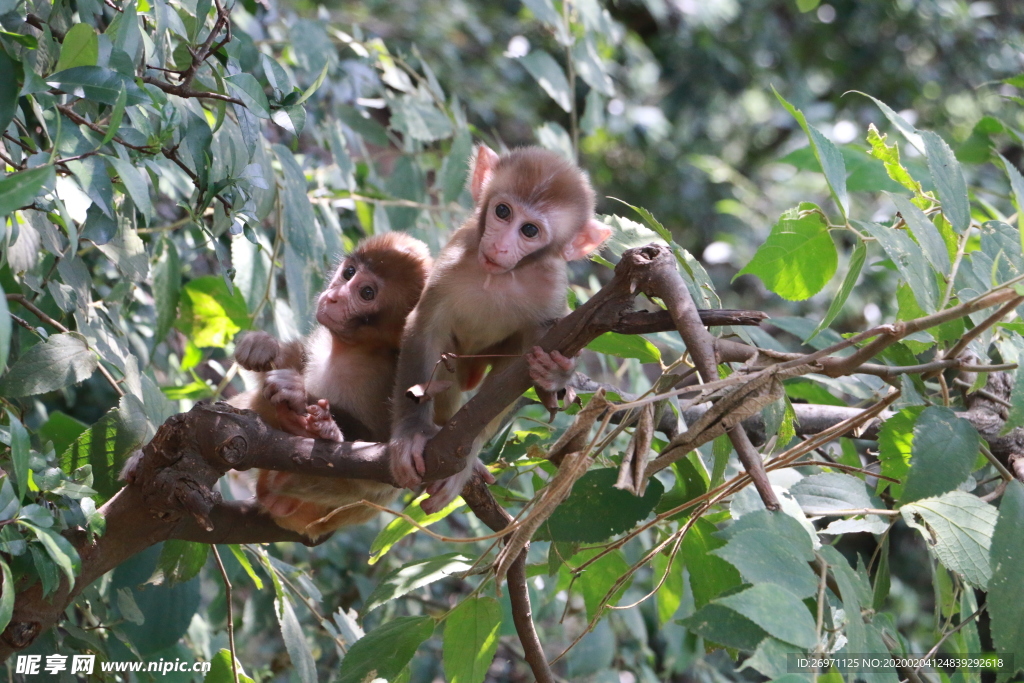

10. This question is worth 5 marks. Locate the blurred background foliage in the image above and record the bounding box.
[2,0,1024,680]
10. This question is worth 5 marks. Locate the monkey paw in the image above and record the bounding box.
[234,331,280,371]
[527,346,575,392]
[264,369,307,414]
[306,400,343,442]
[389,429,436,489]
[421,458,494,514]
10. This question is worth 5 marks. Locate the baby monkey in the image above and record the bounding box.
[232,232,432,538]
[390,145,611,512]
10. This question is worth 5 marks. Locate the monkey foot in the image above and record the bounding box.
[527,346,575,392]
[305,400,343,441]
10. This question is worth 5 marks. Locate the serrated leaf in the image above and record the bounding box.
[711,524,817,598]
[157,539,209,585]
[443,597,501,683]
[922,130,970,233]
[174,276,250,348]
[678,602,768,651]
[715,583,817,648]
[792,472,889,534]
[225,73,271,119]
[877,407,923,498]
[0,165,55,217]
[681,518,741,608]
[518,50,572,113]
[106,156,154,219]
[900,490,996,589]
[997,152,1024,241]
[0,333,98,398]
[736,205,837,300]
[774,88,848,217]
[855,91,925,153]
[572,548,632,620]
[585,331,661,363]
[339,616,434,683]
[369,495,465,564]
[228,545,263,589]
[866,124,923,194]
[60,406,148,502]
[46,66,146,105]
[536,469,664,543]
[988,481,1024,673]
[55,24,99,71]
[902,406,979,503]
[363,553,473,613]
[890,193,950,275]
[805,238,865,342]
[858,219,939,312]
[152,238,181,342]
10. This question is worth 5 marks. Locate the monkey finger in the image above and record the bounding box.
[473,459,496,484]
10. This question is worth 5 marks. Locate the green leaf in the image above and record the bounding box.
[537,469,664,543]
[805,238,865,342]
[678,602,768,651]
[711,523,818,598]
[889,193,950,276]
[877,407,922,499]
[0,165,55,217]
[1003,363,1024,434]
[572,548,632,620]
[858,220,939,312]
[736,205,837,301]
[922,130,970,233]
[0,333,98,398]
[55,24,99,71]
[0,49,18,136]
[443,597,501,683]
[997,152,1024,240]
[204,649,254,683]
[38,411,88,456]
[774,88,848,217]
[22,522,80,587]
[0,559,13,634]
[225,73,271,119]
[855,91,925,153]
[902,406,979,503]
[585,331,661,363]
[715,583,817,648]
[681,517,742,608]
[152,238,181,343]
[339,616,434,683]
[46,66,146,105]
[106,156,154,219]
[0,284,9,379]
[518,50,572,113]
[174,276,250,348]
[275,594,316,683]
[792,472,889,535]
[522,0,572,45]
[101,85,128,147]
[7,412,29,503]
[571,37,614,96]
[819,545,868,657]
[866,124,924,195]
[363,553,473,613]
[293,61,329,106]
[988,481,1024,675]
[653,551,684,624]
[157,540,209,585]
[900,490,996,589]
[390,94,453,142]
[369,496,465,564]
[228,545,263,589]
[60,406,148,502]
[441,131,473,203]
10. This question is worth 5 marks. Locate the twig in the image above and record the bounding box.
[913,604,986,673]
[211,547,239,683]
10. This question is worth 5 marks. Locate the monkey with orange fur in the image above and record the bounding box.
[231,232,432,539]
[390,145,611,513]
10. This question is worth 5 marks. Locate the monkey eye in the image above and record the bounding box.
[520,223,539,238]
[342,265,356,280]
[360,286,376,301]
[495,203,511,220]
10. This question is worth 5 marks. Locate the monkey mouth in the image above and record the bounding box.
[480,254,510,274]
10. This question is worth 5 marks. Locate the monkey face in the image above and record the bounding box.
[316,258,384,334]
[477,196,559,273]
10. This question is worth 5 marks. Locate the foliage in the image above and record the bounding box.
[2,0,1024,681]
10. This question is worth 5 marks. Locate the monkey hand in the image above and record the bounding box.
[305,399,343,442]
[389,424,441,489]
[527,346,577,416]
[234,331,281,371]
[421,458,496,514]
[264,368,307,415]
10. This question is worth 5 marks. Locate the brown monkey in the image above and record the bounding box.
[390,145,611,512]
[231,232,432,538]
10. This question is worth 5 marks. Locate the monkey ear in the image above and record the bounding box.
[563,219,612,261]
[470,145,500,204]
